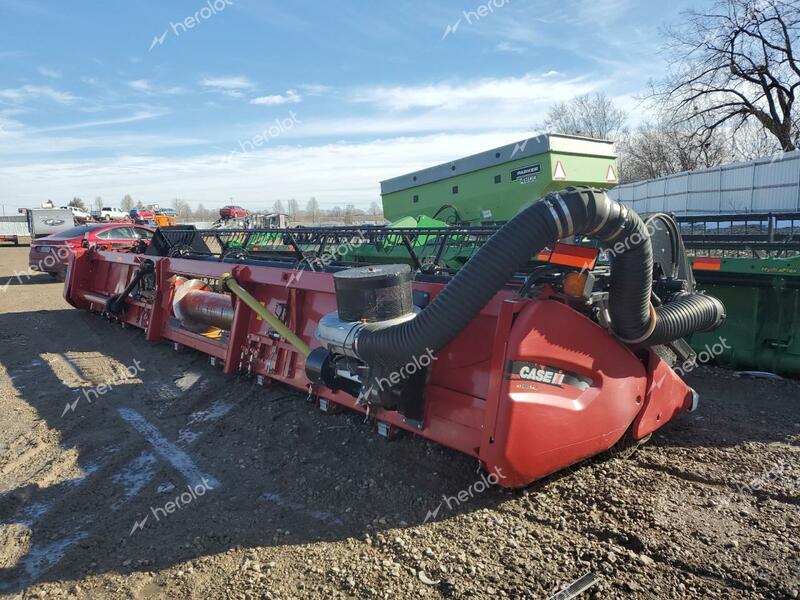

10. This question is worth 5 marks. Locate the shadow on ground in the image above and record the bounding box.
[0,309,520,592]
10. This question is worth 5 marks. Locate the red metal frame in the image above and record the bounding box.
[65,247,695,488]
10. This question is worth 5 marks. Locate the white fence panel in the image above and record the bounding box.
[610,150,800,214]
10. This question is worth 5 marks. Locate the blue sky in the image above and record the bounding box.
[0,0,700,211]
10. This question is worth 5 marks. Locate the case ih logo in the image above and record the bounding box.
[518,364,565,386]
[506,361,592,390]
[42,218,65,226]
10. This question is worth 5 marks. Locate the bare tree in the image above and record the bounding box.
[172,198,192,220]
[542,92,628,140]
[68,197,86,211]
[272,199,285,214]
[287,198,299,220]
[368,201,382,217]
[730,118,784,158]
[306,197,320,223]
[618,117,729,183]
[120,194,134,212]
[343,203,359,225]
[653,0,800,151]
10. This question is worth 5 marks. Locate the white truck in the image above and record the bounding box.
[61,205,91,222]
[91,207,128,221]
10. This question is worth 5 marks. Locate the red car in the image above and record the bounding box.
[29,223,154,280]
[130,208,156,221]
[220,205,247,219]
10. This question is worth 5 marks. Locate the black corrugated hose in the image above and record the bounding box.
[355,188,725,366]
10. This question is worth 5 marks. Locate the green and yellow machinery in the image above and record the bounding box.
[681,213,800,376]
[380,134,618,224]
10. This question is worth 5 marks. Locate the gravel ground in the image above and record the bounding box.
[0,245,798,599]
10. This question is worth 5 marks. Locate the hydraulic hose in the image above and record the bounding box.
[355,187,725,366]
[220,273,311,357]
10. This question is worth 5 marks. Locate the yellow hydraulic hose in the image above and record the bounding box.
[220,273,311,357]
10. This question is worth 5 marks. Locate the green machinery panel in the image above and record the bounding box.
[690,256,800,376]
[380,134,618,224]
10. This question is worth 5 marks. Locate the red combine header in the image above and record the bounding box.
[63,188,725,488]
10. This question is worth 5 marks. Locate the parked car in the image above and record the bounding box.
[220,205,247,218]
[29,223,153,280]
[130,208,156,221]
[157,207,177,217]
[61,205,91,222]
[92,207,128,221]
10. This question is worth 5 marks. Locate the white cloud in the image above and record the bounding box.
[0,132,533,209]
[495,41,524,53]
[0,114,23,135]
[125,80,184,96]
[542,70,562,78]
[0,130,204,156]
[37,66,62,79]
[350,73,600,111]
[0,50,27,61]
[201,76,255,98]
[250,89,302,106]
[128,79,151,92]
[0,85,78,104]
[299,84,330,96]
[35,110,167,132]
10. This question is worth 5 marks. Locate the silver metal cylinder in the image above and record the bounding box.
[173,278,234,331]
[315,308,420,358]
[178,290,234,330]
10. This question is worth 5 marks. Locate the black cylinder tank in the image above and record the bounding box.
[333,264,413,322]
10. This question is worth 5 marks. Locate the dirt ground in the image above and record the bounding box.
[0,245,797,600]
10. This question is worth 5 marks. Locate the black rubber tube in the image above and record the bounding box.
[648,294,726,346]
[355,188,724,366]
